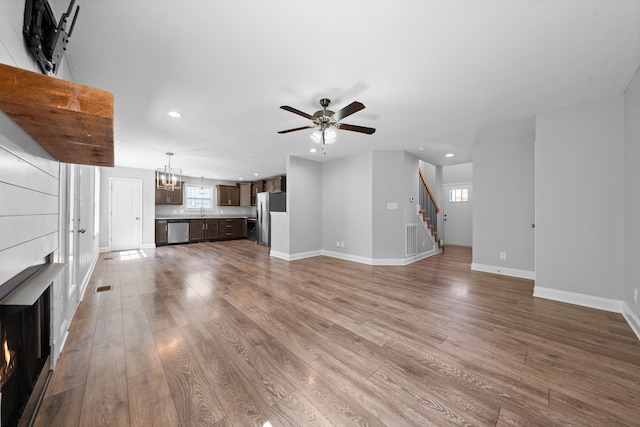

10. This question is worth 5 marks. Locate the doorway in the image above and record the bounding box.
[110,178,142,251]
[443,183,473,247]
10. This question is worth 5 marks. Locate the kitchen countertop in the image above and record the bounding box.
[156,216,252,220]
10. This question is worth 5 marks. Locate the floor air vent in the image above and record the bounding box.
[96,285,112,293]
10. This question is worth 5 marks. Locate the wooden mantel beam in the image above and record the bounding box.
[0,63,114,167]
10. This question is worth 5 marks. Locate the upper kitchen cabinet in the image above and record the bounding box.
[265,176,286,193]
[155,182,184,205]
[239,182,252,207]
[217,185,240,206]
[251,180,264,206]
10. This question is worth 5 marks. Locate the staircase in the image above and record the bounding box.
[418,168,444,251]
[419,209,443,250]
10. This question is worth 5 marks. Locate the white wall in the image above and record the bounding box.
[624,66,640,323]
[472,121,535,278]
[322,152,373,260]
[443,163,473,184]
[287,156,322,256]
[1,0,92,365]
[535,95,625,303]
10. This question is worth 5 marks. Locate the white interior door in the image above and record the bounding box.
[443,183,473,247]
[110,178,142,251]
[67,165,79,315]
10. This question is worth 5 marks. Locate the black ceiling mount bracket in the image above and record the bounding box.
[23,0,80,75]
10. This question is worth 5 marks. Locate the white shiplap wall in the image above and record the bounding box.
[0,112,59,286]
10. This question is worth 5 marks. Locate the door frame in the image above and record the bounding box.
[443,182,473,247]
[108,177,143,252]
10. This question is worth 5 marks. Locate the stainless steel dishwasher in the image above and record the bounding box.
[167,219,189,244]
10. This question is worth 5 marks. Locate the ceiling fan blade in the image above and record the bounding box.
[332,101,365,121]
[277,125,316,134]
[280,105,313,120]
[336,123,376,135]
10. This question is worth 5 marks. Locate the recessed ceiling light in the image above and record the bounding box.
[310,148,317,153]
[418,147,424,151]
[445,153,455,158]
[239,177,244,180]
[168,111,182,118]
[254,173,259,176]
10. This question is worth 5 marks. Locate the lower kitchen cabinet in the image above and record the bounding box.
[156,217,247,246]
[189,219,205,242]
[155,220,168,246]
[219,218,247,239]
[205,219,219,240]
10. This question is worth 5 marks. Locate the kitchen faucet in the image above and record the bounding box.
[200,207,204,217]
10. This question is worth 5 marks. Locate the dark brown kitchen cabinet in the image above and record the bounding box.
[205,219,219,240]
[251,180,264,206]
[265,176,286,193]
[219,218,247,239]
[155,181,184,205]
[217,185,240,206]
[239,182,252,207]
[155,220,168,246]
[189,219,205,242]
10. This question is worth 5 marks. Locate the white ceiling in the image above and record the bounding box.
[60,0,640,181]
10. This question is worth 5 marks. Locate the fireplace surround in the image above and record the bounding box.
[0,262,63,427]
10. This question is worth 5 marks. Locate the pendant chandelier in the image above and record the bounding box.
[156,152,182,191]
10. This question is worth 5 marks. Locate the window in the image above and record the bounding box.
[448,188,469,203]
[185,184,213,209]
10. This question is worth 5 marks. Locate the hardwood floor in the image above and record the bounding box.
[34,242,640,426]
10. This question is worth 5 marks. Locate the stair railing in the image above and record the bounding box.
[418,168,440,235]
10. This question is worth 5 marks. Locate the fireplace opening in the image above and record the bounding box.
[0,262,56,427]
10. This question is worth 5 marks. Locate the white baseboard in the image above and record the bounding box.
[271,248,442,266]
[622,303,640,341]
[533,286,624,313]
[100,244,156,253]
[269,250,322,261]
[78,250,100,299]
[471,263,535,280]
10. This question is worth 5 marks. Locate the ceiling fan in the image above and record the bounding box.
[278,98,375,153]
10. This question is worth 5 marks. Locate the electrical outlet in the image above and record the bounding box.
[635,288,638,304]
[340,241,345,248]
[336,241,340,248]
[499,252,507,260]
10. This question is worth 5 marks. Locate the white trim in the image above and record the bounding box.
[269,250,321,261]
[99,246,110,253]
[78,250,100,299]
[142,243,156,250]
[471,263,535,280]
[533,286,624,313]
[108,177,143,251]
[622,303,640,341]
[271,248,442,266]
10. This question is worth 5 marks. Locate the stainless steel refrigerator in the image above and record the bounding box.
[256,192,286,246]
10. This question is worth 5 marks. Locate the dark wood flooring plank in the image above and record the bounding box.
[190,338,285,426]
[203,315,295,406]
[153,326,226,425]
[79,377,129,427]
[123,310,162,379]
[34,385,85,427]
[127,367,180,427]
[255,338,386,427]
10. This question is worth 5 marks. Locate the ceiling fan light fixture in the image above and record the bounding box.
[310,128,336,144]
[168,111,182,118]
